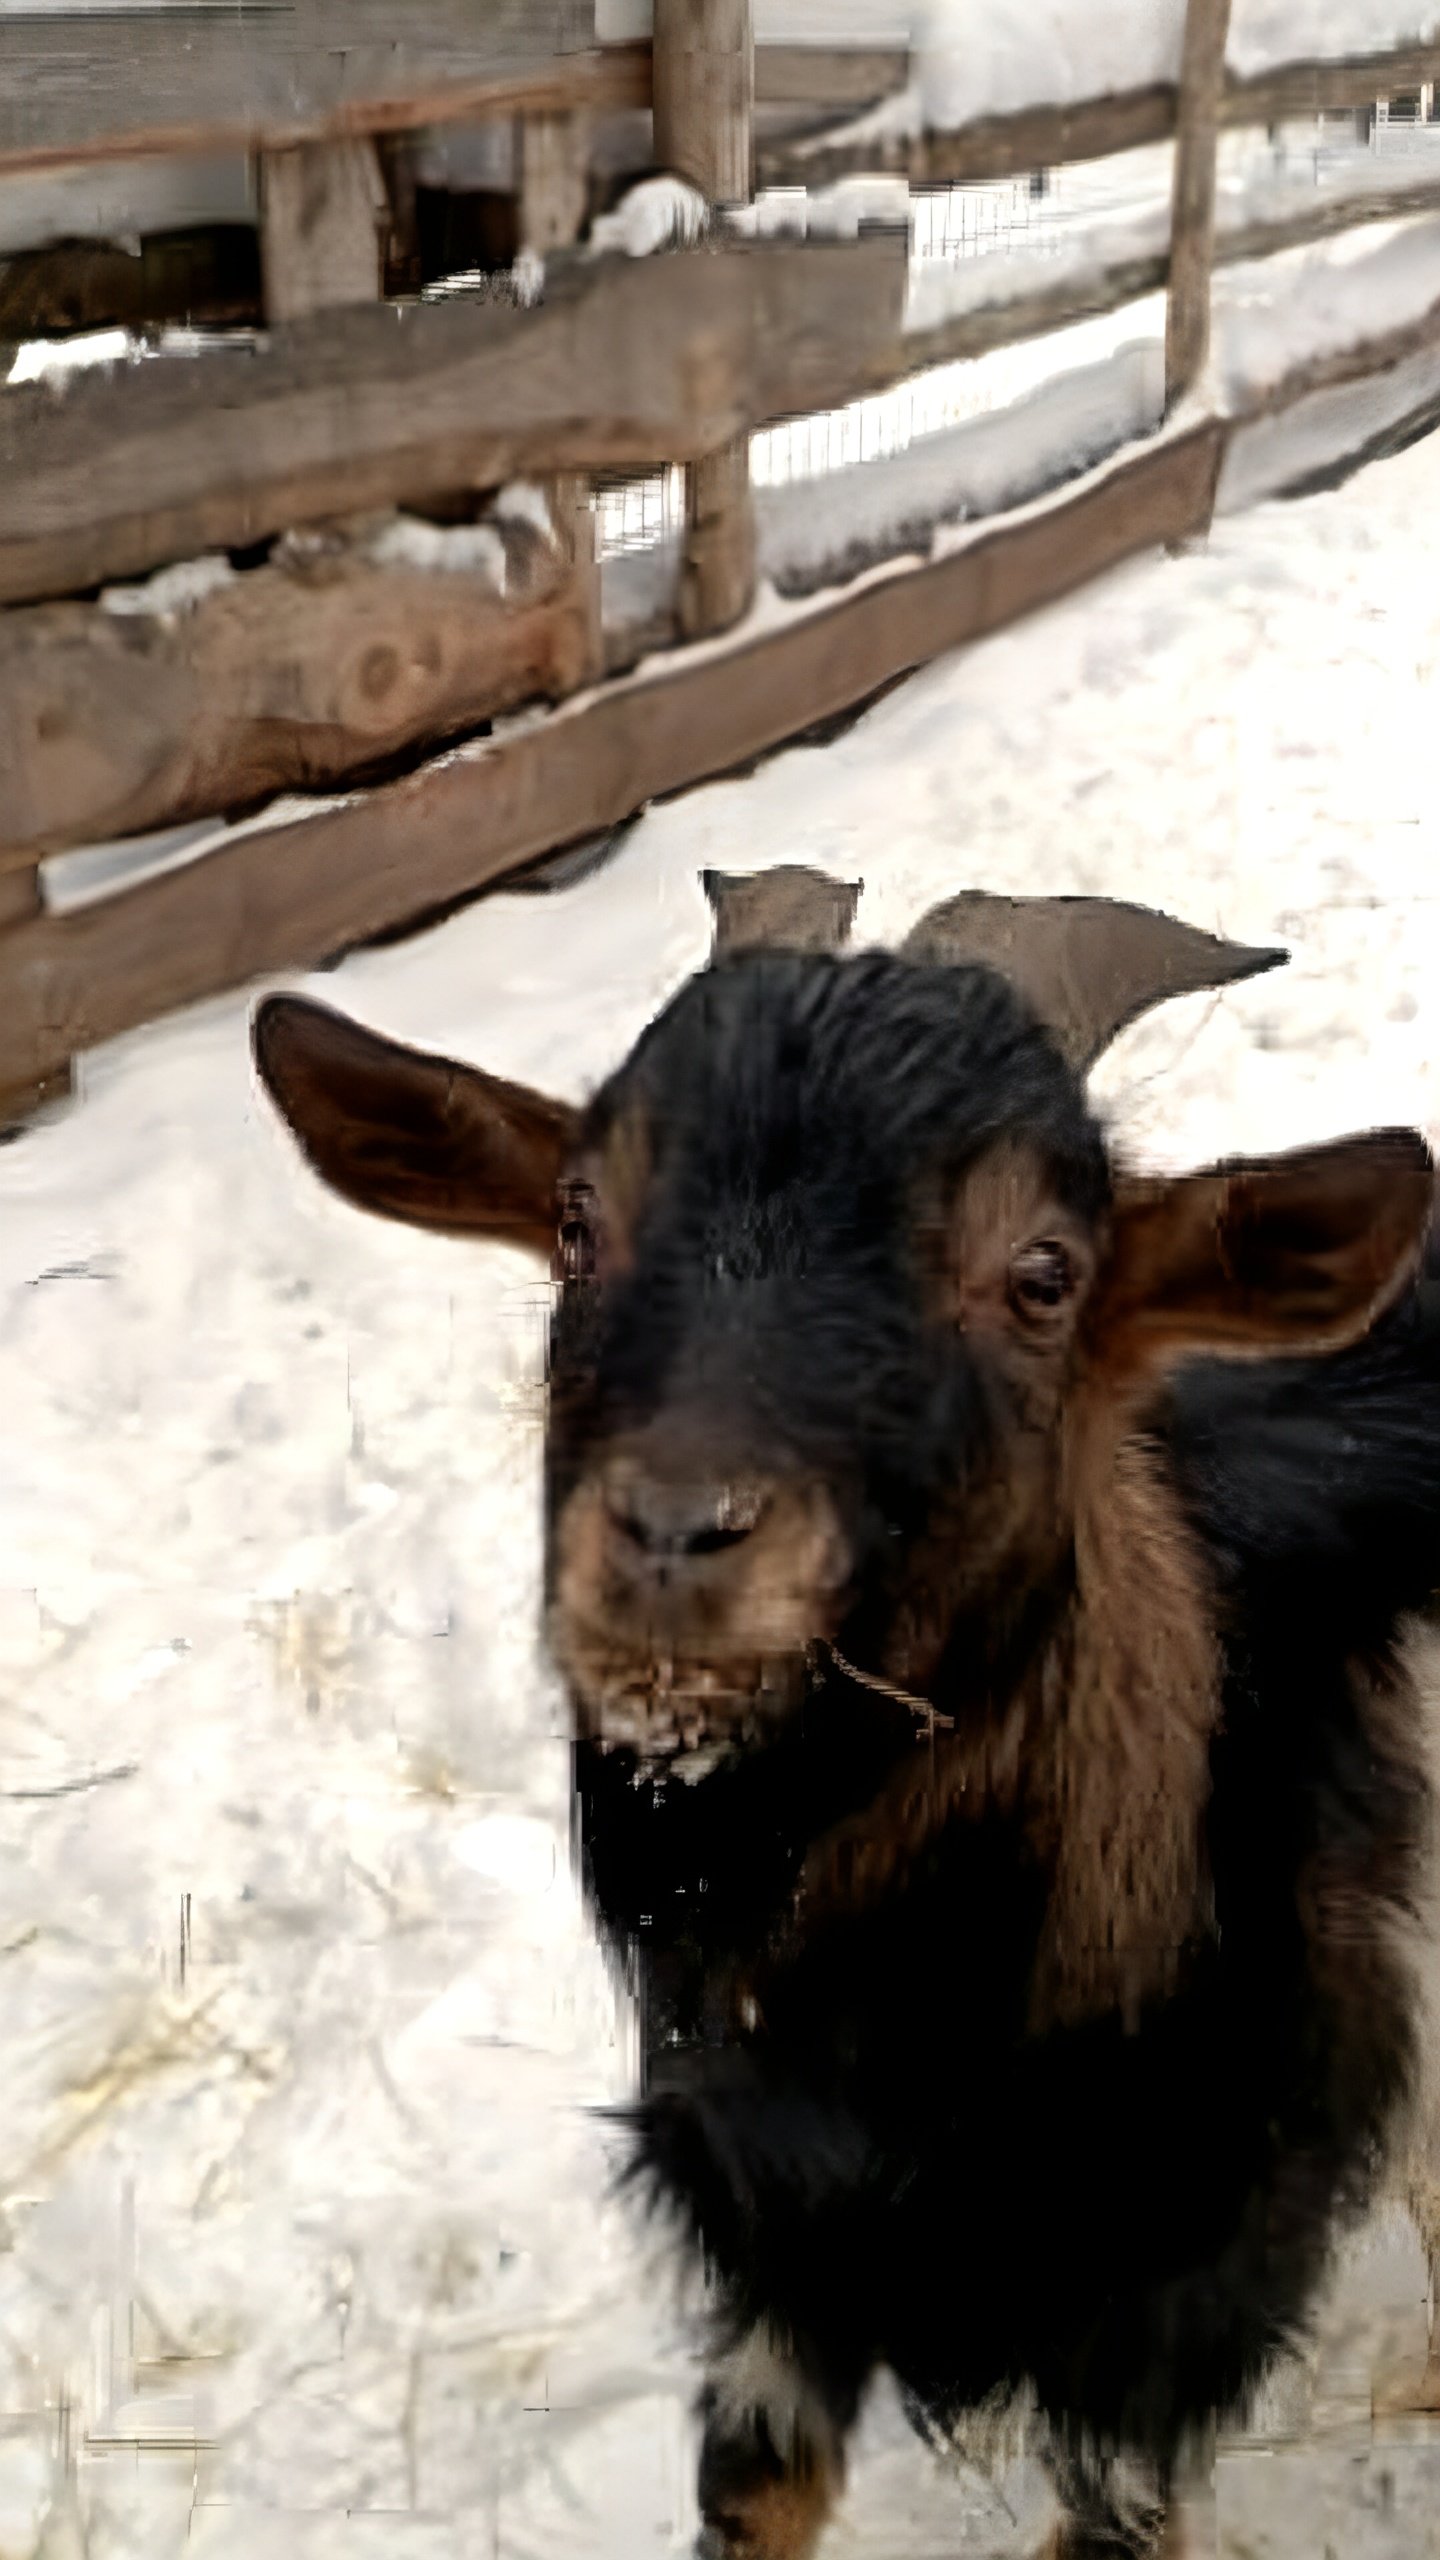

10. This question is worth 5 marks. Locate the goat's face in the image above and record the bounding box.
[252,881,1434,1772]
[543,952,1109,1754]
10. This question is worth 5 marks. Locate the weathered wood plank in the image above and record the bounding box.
[0,868,70,1125]
[1221,39,1440,128]
[0,423,1224,1093]
[0,513,599,861]
[0,229,907,609]
[757,84,1178,192]
[754,46,909,110]
[258,137,386,323]
[0,23,901,183]
[759,39,1440,194]
[0,11,646,177]
[1166,0,1233,410]
[654,0,757,641]
[516,107,591,260]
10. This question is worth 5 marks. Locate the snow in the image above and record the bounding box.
[100,555,238,620]
[4,413,1440,2556]
[1218,328,1440,506]
[584,176,712,258]
[1230,0,1440,78]
[752,333,1164,591]
[1209,206,1440,406]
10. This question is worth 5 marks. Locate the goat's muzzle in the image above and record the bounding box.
[548,1447,850,1768]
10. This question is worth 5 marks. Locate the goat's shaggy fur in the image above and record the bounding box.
[253,929,1440,2558]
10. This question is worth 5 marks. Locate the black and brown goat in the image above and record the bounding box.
[252,876,1440,2558]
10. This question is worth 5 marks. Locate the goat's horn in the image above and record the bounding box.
[898,890,1287,1073]
[703,865,862,958]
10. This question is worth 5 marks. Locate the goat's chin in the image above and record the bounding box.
[552,1619,813,1777]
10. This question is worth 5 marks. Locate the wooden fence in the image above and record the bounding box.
[1,1,1439,1117]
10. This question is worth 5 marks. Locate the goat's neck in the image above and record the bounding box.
[792,1409,1222,2035]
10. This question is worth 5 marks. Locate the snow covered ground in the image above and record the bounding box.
[3,427,1440,2560]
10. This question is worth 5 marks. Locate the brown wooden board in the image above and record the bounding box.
[0,227,907,608]
[755,46,909,109]
[0,519,599,861]
[0,11,646,176]
[758,38,1440,193]
[758,85,1179,192]
[258,137,386,323]
[1221,38,1440,126]
[1166,0,1233,409]
[654,0,757,640]
[0,422,1223,1094]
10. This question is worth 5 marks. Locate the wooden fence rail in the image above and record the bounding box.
[0,7,1437,1116]
[0,230,907,610]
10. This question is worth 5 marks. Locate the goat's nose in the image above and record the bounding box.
[603,1465,769,1562]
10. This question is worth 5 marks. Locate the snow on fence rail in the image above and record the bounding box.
[1,0,1440,1119]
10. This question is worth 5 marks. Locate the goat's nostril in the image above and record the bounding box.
[605,1472,768,1561]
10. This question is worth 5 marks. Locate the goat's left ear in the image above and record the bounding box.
[252,995,577,1256]
[1094,1128,1435,1371]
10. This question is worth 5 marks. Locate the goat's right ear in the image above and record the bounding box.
[251,996,577,1256]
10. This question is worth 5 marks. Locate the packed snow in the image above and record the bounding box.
[3,412,1440,2558]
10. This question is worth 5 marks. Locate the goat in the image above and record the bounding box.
[251,876,1440,2558]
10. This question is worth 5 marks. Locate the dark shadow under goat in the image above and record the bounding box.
[250,873,1440,2558]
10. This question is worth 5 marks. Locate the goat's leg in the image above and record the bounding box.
[1038,2442,1196,2560]
[695,2321,861,2560]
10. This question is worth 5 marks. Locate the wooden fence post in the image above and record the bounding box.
[259,138,387,323]
[518,106,603,686]
[1165,0,1234,413]
[653,0,758,640]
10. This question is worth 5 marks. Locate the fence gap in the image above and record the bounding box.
[653,0,758,640]
[1165,0,1234,413]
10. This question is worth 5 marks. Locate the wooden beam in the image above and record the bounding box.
[0,869,70,1126]
[654,0,758,642]
[1166,0,1233,411]
[516,107,591,260]
[1222,39,1440,129]
[1,423,1223,1095]
[757,84,1178,193]
[0,516,599,862]
[258,137,386,323]
[654,0,755,205]
[0,228,907,609]
[758,37,1440,194]
[754,46,909,110]
[0,13,648,179]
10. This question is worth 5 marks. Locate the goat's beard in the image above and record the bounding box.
[549,1612,814,1778]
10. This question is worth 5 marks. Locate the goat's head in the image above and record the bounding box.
[252,870,1433,1771]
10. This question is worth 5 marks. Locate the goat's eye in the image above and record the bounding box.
[1008,1238,1074,1318]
